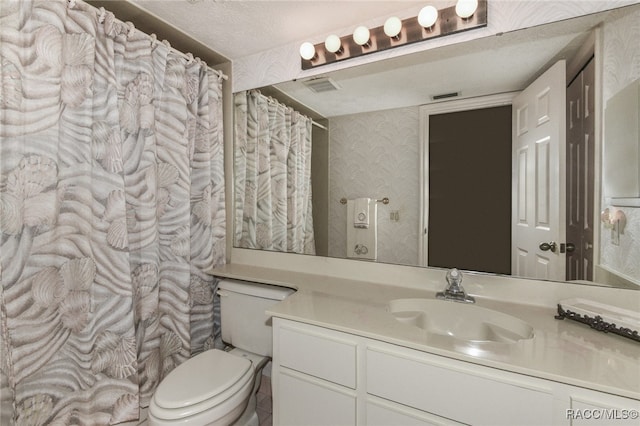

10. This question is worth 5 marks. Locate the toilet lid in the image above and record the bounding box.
[153,349,252,410]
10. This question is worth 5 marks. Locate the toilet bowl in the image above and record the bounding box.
[148,279,294,426]
[148,348,267,426]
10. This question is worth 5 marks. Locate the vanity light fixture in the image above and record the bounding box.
[456,0,479,19]
[300,0,487,69]
[299,42,316,61]
[353,26,371,47]
[384,16,403,39]
[418,5,438,29]
[325,34,343,54]
[601,207,627,245]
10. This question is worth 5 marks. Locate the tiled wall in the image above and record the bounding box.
[328,107,421,266]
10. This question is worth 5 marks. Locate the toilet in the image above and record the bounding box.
[148,279,294,426]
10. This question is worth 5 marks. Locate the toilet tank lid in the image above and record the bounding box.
[217,278,295,301]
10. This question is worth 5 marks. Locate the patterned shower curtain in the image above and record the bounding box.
[234,91,315,254]
[0,1,226,424]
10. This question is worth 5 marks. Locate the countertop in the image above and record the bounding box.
[211,263,640,401]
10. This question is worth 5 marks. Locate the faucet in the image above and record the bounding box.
[436,268,475,304]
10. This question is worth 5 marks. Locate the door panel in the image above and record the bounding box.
[512,60,566,281]
[566,58,595,281]
[536,136,551,227]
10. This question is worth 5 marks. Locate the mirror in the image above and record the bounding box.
[234,4,640,289]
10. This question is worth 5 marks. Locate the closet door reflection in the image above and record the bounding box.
[566,59,596,282]
[427,106,512,275]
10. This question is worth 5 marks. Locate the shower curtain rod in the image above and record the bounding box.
[76,0,229,81]
[260,92,326,131]
[311,120,328,130]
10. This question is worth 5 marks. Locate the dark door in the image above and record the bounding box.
[566,58,595,281]
[429,105,512,275]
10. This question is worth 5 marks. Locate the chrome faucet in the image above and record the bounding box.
[436,268,475,303]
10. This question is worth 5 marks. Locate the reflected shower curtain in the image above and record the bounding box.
[0,1,226,424]
[234,91,315,254]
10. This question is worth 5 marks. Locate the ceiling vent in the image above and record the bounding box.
[432,91,460,100]
[303,78,340,93]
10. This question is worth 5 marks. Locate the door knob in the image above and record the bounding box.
[539,241,557,252]
[585,242,593,250]
[565,242,576,253]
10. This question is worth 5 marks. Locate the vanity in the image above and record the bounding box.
[217,3,640,424]
[212,258,640,426]
[273,319,637,426]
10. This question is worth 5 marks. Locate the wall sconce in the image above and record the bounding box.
[299,0,487,70]
[601,208,627,245]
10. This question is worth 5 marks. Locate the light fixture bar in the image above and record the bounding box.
[301,0,487,70]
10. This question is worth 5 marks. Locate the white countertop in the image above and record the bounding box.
[210,263,640,400]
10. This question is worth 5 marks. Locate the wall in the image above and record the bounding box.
[312,119,330,256]
[328,107,420,265]
[600,6,640,283]
[226,1,640,289]
[232,1,640,92]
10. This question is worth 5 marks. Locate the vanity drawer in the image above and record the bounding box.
[278,369,356,426]
[366,346,554,426]
[366,396,464,426]
[277,321,357,388]
[569,390,640,426]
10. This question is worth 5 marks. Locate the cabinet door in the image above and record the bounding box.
[367,346,554,426]
[366,397,464,426]
[569,390,640,426]
[278,322,356,388]
[277,369,356,426]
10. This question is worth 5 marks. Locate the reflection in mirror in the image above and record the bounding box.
[234,4,640,289]
[604,77,640,202]
[233,90,316,255]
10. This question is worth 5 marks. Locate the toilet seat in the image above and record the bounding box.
[149,349,254,422]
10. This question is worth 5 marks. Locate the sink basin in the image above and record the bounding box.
[388,299,534,344]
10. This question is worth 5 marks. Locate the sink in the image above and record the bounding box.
[388,299,534,344]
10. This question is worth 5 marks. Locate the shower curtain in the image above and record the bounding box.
[234,91,315,254]
[0,1,226,424]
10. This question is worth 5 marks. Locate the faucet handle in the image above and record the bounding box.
[438,268,475,303]
[446,268,462,288]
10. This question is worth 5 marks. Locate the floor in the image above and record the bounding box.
[256,374,273,426]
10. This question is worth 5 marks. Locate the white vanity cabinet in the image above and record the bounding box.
[366,346,554,425]
[272,318,640,426]
[273,320,358,425]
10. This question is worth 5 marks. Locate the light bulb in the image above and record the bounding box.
[384,17,402,38]
[455,0,478,19]
[418,5,438,28]
[325,34,342,53]
[353,26,371,46]
[299,42,316,60]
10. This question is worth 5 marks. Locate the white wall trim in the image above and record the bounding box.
[418,92,519,267]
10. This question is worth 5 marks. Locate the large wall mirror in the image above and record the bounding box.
[233,4,640,289]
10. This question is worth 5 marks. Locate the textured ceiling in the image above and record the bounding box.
[274,11,604,117]
[95,1,631,117]
[130,0,426,60]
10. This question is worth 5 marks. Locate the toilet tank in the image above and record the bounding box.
[217,278,294,357]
